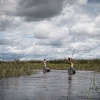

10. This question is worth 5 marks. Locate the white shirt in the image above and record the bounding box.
[71,62,73,68]
[43,60,46,68]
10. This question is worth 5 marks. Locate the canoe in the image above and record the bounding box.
[43,68,50,72]
[46,68,50,72]
[68,67,76,75]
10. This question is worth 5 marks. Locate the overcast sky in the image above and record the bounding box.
[0,0,100,61]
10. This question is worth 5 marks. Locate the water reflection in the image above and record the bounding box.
[0,78,21,100]
[68,74,72,82]
[0,70,100,100]
[43,69,46,74]
[68,74,72,98]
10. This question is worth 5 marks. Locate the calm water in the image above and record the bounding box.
[0,70,100,100]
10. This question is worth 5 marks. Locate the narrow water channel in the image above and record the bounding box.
[0,70,100,100]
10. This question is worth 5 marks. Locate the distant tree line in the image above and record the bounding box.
[0,58,100,64]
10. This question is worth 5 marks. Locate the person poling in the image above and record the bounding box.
[67,49,76,75]
[43,59,50,72]
[67,57,76,74]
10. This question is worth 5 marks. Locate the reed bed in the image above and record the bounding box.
[47,59,100,71]
[0,59,100,79]
[0,61,36,79]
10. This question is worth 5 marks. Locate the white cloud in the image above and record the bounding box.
[95,14,100,27]
[0,0,100,60]
[71,22,100,36]
[76,14,92,22]
[65,0,88,5]
[34,21,69,46]
[60,6,75,21]
[74,0,88,5]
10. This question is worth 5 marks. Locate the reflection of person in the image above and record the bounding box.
[68,74,72,96]
[68,57,73,68]
[43,59,47,69]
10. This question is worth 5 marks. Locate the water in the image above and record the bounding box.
[0,70,100,100]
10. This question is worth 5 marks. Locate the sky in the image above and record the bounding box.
[0,0,100,61]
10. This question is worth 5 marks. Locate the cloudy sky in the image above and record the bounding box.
[0,0,100,61]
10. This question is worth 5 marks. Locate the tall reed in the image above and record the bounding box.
[0,59,100,79]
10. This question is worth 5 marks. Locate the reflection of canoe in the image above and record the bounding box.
[68,67,76,75]
[44,68,50,72]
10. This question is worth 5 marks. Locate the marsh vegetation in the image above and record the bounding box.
[0,59,100,79]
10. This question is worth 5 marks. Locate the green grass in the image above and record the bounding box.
[0,61,36,79]
[0,59,100,79]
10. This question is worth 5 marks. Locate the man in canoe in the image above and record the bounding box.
[43,59,50,72]
[67,57,76,74]
[43,59,47,70]
[68,57,73,68]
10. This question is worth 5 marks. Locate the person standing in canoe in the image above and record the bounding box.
[67,57,76,74]
[43,59,47,70]
[68,57,73,68]
[42,59,50,72]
